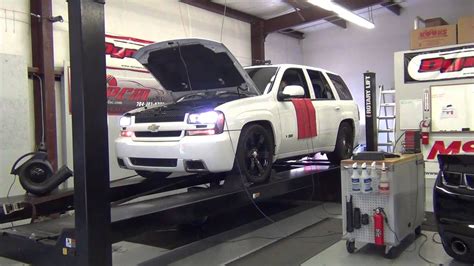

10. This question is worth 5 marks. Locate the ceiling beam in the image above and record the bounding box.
[326,17,347,28]
[180,0,305,39]
[266,0,384,33]
[381,1,402,16]
[179,0,260,24]
[285,0,347,29]
[279,30,305,39]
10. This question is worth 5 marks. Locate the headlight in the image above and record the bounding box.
[119,116,132,127]
[187,111,220,124]
[186,111,225,135]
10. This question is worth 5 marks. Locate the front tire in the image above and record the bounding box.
[327,122,354,164]
[135,170,171,179]
[234,124,274,183]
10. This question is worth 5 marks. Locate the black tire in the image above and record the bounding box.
[346,240,355,253]
[327,122,354,164]
[234,124,274,183]
[135,170,171,179]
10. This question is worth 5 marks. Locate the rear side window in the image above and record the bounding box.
[307,70,335,100]
[279,68,311,98]
[327,73,353,100]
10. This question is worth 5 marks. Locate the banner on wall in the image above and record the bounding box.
[105,34,154,73]
[404,45,474,83]
[106,74,172,115]
[104,34,174,114]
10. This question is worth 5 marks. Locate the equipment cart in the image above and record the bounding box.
[341,153,425,258]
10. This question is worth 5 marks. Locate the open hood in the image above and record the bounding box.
[134,39,258,93]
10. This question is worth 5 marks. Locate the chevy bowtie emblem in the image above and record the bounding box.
[148,124,160,132]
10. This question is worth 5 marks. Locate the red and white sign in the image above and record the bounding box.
[425,139,474,160]
[405,46,474,82]
[105,34,154,73]
[106,74,172,115]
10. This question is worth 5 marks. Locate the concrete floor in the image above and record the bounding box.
[0,203,466,266]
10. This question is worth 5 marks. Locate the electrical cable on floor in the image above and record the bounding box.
[224,119,275,224]
[418,233,443,265]
[432,232,442,244]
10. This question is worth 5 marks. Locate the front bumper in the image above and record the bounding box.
[115,130,240,173]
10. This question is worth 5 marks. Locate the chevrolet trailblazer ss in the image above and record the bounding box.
[115,39,359,183]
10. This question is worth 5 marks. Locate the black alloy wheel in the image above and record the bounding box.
[234,124,274,183]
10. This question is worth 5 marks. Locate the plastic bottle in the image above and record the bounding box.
[361,162,373,193]
[379,162,390,193]
[351,162,360,193]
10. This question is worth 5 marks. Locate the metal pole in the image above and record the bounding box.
[364,72,378,151]
[67,0,111,265]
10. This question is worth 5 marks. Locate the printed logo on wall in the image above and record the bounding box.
[404,45,474,83]
[105,34,153,73]
[426,140,474,160]
[104,34,173,114]
[106,74,172,115]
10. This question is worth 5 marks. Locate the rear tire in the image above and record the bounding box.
[327,122,354,164]
[234,124,274,183]
[135,171,171,179]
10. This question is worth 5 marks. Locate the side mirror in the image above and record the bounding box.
[280,85,305,99]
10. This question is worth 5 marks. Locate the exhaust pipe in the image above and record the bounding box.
[451,239,468,256]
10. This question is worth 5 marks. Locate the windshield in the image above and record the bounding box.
[171,85,257,103]
[245,67,278,94]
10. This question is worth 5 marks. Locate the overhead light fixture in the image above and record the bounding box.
[307,0,375,29]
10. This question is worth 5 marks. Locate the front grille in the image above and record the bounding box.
[135,131,182,138]
[135,114,186,123]
[130,158,177,167]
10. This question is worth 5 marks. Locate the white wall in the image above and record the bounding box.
[0,0,252,194]
[265,32,304,65]
[301,0,474,132]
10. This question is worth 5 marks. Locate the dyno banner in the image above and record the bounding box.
[404,45,474,83]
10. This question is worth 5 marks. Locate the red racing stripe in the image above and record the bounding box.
[291,98,317,139]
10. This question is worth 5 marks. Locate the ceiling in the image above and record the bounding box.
[181,0,403,37]
[212,0,295,20]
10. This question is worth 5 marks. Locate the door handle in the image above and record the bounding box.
[335,106,341,111]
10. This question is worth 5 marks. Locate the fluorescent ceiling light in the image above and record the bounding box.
[307,0,375,29]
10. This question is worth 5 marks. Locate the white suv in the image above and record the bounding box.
[115,39,359,183]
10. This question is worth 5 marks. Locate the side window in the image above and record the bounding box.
[278,68,310,98]
[327,73,353,100]
[307,70,335,100]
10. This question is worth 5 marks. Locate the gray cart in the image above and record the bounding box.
[341,153,425,257]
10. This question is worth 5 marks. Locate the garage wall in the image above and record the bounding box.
[0,0,252,194]
[301,0,474,143]
[265,33,304,65]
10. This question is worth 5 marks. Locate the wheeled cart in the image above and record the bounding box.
[341,153,425,258]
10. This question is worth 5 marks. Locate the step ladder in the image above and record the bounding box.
[377,86,396,152]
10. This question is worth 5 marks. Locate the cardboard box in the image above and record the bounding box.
[424,17,448,27]
[410,24,457,49]
[458,16,474,44]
